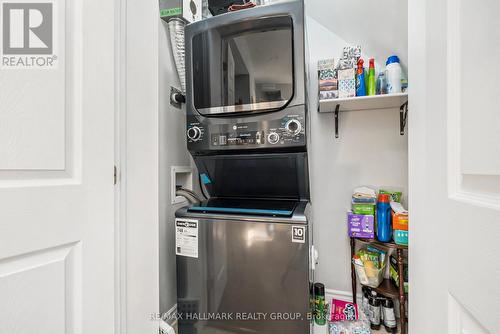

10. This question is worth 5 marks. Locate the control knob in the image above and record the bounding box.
[267,132,280,145]
[285,119,302,135]
[187,126,202,141]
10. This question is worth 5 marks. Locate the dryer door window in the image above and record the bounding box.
[192,16,294,116]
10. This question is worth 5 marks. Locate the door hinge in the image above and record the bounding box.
[310,245,319,271]
[114,165,118,185]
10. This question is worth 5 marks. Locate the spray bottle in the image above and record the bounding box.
[367,58,376,96]
[356,58,366,96]
[314,283,326,326]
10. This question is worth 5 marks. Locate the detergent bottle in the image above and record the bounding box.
[386,55,402,94]
[376,194,392,242]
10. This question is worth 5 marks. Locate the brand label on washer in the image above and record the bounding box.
[175,219,198,258]
[292,225,306,243]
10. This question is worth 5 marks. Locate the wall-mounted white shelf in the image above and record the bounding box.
[318,93,408,113]
[318,93,408,138]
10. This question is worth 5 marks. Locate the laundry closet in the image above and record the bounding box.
[1,0,498,332]
[159,0,409,333]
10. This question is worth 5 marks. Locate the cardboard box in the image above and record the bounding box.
[394,229,408,245]
[338,68,356,98]
[347,212,374,239]
[352,203,375,215]
[390,255,409,293]
[392,210,408,231]
[318,59,338,100]
[159,0,202,23]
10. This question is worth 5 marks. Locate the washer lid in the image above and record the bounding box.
[188,198,298,217]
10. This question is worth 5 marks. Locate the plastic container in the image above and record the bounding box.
[376,72,387,95]
[385,55,402,94]
[394,230,408,245]
[376,194,392,242]
[353,260,386,288]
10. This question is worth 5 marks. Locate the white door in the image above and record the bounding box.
[0,0,116,333]
[409,0,500,333]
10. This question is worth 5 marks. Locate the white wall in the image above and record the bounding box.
[158,20,193,315]
[306,0,408,72]
[124,0,160,332]
[305,0,408,295]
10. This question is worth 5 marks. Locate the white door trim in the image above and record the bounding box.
[116,0,160,333]
[114,0,127,332]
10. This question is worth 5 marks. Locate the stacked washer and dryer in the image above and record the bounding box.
[175,1,312,333]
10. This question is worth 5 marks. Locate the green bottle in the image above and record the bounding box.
[314,283,326,326]
[367,58,376,96]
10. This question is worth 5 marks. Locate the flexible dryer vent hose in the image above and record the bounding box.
[168,18,186,94]
[175,188,202,205]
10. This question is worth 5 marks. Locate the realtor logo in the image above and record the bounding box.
[1,0,57,68]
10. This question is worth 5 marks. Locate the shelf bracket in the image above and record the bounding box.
[334,104,340,138]
[400,101,408,135]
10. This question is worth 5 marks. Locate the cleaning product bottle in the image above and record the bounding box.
[382,298,397,333]
[356,58,366,96]
[368,292,381,330]
[386,55,402,94]
[376,193,392,242]
[314,283,326,326]
[367,58,376,95]
[376,72,387,95]
[362,286,371,314]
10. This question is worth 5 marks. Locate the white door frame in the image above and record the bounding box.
[115,0,160,332]
[114,0,127,332]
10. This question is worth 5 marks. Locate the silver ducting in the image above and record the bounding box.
[168,18,186,94]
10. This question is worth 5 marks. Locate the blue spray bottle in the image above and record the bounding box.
[356,58,366,96]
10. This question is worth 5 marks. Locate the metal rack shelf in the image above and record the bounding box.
[350,237,408,334]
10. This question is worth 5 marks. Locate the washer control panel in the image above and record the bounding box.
[186,113,305,151]
[187,126,202,141]
[267,132,280,145]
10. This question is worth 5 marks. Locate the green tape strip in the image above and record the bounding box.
[160,7,182,17]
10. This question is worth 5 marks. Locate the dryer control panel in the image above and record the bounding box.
[186,111,306,153]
